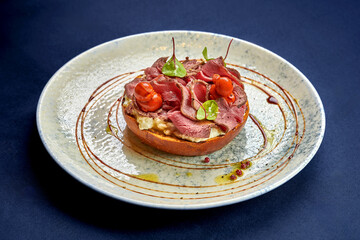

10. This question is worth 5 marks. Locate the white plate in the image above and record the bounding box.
[37,31,325,209]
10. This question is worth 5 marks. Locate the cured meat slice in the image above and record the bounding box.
[144,57,168,81]
[150,75,182,110]
[200,57,243,86]
[214,98,247,132]
[177,83,197,120]
[188,79,209,110]
[182,58,203,76]
[124,77,143,99]
[167,110,213,138]
[232,84,247,107]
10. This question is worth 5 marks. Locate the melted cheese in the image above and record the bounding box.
[173,127,225,143]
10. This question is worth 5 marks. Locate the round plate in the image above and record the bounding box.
[37,31,325,209]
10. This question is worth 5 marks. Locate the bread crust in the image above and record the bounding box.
[122,101,249,156]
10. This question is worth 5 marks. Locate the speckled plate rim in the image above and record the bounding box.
[36,30,326,210]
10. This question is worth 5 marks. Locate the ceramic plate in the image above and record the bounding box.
[37,31,325,209]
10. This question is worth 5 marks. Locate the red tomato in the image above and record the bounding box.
[134,82,155,102]
[226,92,235,104]
[138,93,162,112]
[212,74,221,83]
[210,76,236,104]
[214,76,233,97]
[209,84,220,100]
[134,82,162,112]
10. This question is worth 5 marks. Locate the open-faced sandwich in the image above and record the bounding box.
[122,39,249,156]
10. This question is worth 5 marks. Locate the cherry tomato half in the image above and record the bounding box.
[209,78,236,104]
[134,82,155,102]
[214,76,233,97]
[134,82,162,112]
[209,84,220,100]
[226,92,235,104]
[138,92,162,112]
[212,74,221,83]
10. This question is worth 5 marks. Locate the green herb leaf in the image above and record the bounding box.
[202,47,209,61]
[203,44,230,66]
[161,37,187,78]
[202,47,214,62]
[196,100,219,121]
[196,106,206,120]
[161,56,187,78]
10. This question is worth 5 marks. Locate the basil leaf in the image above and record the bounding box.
[161,56,187,78]
[196,100,218,121]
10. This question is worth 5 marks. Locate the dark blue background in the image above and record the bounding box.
[1,0,359,239]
